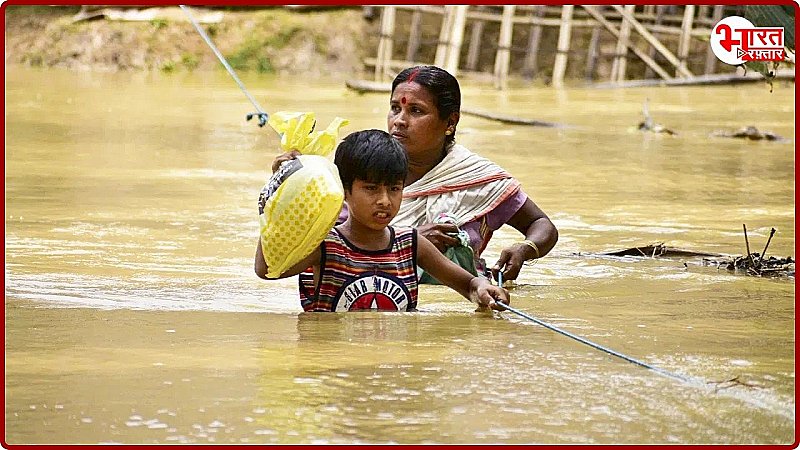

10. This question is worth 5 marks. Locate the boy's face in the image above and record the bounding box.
[344,179,404,231]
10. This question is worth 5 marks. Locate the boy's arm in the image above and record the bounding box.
[416,235,509,309]
[254,237,321,280]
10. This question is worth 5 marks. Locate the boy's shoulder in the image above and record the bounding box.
[392,226,416,244]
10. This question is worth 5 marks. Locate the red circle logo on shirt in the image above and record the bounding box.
[334,272,411,312]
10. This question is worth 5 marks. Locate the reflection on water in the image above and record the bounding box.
[5,67,795,444]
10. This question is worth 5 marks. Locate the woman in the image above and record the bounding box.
[271,65,557,287]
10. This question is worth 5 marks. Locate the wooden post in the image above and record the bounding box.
[704,6,725,74]
[405,7,422,63]
[610,5,694,78]
[493,5,516,90]
[585,9,602,81]
[677,5,695,77]
[465,7,487,71]
[644,5,666,79]
[374,6,396,81]
[435,6,455,68]
[444,5,468,76]
[551,5,574,88]
[583,5,673,81]
[522,5,546,79]
[611,4,636,82]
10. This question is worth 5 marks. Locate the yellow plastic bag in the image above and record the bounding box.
[258,113,348,278]
[267,111,349,157]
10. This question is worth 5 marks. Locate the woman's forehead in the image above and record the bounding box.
[391,82,435,104]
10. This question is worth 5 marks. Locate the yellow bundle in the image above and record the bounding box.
[258,112,349,278]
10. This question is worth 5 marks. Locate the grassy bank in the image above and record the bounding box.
[4,6,367,78]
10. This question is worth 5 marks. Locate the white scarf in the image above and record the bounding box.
[391,144,520,227]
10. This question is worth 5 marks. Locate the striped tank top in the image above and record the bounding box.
[303,226,418,312]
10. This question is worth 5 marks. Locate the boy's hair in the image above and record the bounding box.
[334,130,408,191]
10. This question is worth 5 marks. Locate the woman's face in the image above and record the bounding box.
[388,82,453,160]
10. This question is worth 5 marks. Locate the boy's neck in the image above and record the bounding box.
[338,218,391,251]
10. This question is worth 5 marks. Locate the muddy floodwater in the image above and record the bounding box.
[5,67,795,444]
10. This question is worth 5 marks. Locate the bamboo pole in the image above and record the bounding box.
[493,5,516,90]
[704,6,724,74]
[644,5,666,79]
[611,4,636,82]
[374,6,396,81]
[585,16,602,81]
[583,6,673,81]
[552,5,574,88]
[610,5,694,78]
[405,7,422,63]
[466,6,487,71]
[677,5,695,77]
[444,5,468,76]
[522,5,546,79]
[435,6,455,68]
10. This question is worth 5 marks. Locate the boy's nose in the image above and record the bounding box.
[376,188,391,205]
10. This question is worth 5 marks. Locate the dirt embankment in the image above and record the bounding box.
[5,6,370,78]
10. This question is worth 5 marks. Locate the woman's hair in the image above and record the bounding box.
[335,129,408,191]
[392,65,461,146]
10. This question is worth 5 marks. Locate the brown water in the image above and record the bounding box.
[5,66,795,444]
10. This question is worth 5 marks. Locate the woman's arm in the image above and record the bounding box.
[417,235,509,309]
[254,237,320,280]
[491,198,558,281]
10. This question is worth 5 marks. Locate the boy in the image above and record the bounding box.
[255,129,509,312]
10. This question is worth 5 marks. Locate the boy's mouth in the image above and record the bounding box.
[374,211,391,222]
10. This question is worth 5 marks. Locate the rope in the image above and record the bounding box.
[495,272,693,384]
[179,5,269,127]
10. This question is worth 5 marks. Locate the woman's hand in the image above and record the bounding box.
[417,222,461,252]
[271,150,302,173]
[491,242,534,282]
[468,277,510,311]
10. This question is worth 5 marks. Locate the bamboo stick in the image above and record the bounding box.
[522,5,546,79]
[493,5,516,90]
[405,7,422,63]
[677,5,695,77]
[583,6,673,81]
[465,7,486,71]
[612,5,636,82]
[611,5,694,78]
[444,5,469,76]
[704,6,724,74]
[552,5,574,88]
[374,6,396,81]
[435,6,455,68]
[644,5,666,79]
[585,19,602,81]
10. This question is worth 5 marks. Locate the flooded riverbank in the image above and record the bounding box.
[5,66,795,444]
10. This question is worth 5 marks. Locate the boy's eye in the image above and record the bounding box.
[391,185,403,192]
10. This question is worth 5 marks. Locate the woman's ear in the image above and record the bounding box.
[448,111,460,129]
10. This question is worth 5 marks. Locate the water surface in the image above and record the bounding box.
[5,67,795,444]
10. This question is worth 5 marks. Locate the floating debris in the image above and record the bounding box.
[637,98,677,135]
[601,243,721,258]
[710,125,786,142]
[702,226,794,278]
